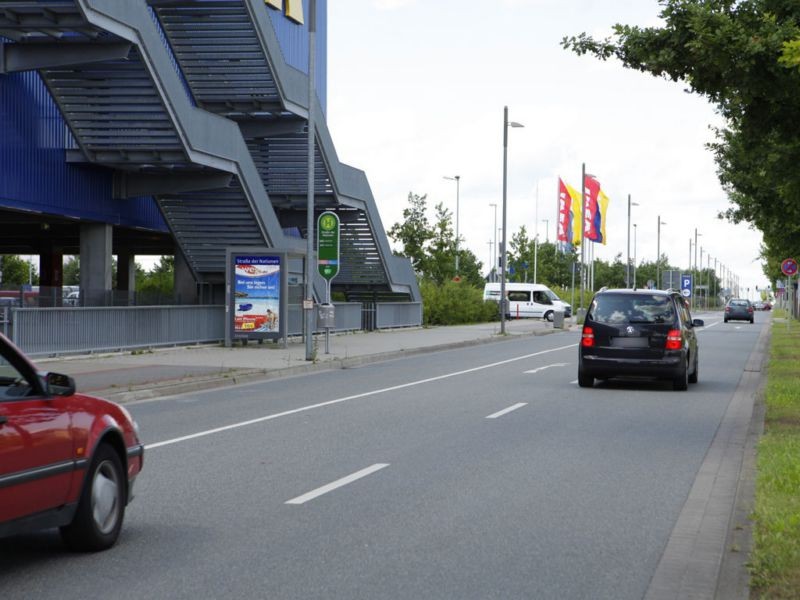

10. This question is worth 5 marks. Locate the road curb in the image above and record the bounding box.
[714,317,771,599]
[103,326,565,404]
[644,317,771,600]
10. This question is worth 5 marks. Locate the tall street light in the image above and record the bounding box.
[304,0,317,361]
[489,203,497,281]
[656,215,666,289]
[626,194,639,288]
[693,228,702,307]
[500,106,524,335]
[444,175,461,275]
[633,223,638,288]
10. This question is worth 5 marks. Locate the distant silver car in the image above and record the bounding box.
[64,291,80,306]
[724,298,753,323]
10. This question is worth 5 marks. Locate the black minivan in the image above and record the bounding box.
[578,289,704,391]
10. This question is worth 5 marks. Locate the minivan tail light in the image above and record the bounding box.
[665,329,682,350]
[725,306,731,313]
[581,326,595,348]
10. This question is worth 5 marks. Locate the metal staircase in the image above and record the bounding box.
[0,0,419,300]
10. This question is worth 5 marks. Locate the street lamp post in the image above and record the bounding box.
[633,223,638,288]
[444,175,461,275]
[657,216,666,289]
[500,106,524,335]
[304,0,317,361]
[489,203,497,281]
[693,228,702,307]
[699,246,704,308]
[626,195,639,288]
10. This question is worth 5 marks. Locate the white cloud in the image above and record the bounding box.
[327,0,768,294]
[372,0,417,10]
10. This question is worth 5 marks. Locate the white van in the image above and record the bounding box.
[483,282,572,321]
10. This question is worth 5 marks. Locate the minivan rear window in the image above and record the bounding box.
[588,294,676,325]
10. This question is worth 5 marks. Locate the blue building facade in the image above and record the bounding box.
[0,0,417,303]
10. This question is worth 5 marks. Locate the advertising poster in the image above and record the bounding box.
[233,255,281,335]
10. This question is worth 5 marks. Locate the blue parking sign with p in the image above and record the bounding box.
[680,274,693,299]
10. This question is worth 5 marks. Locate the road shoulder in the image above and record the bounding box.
[645,320,770,599]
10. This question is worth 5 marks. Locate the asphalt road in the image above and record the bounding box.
[0,311,764,599]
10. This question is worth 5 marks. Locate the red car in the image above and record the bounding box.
[0,333,143,551]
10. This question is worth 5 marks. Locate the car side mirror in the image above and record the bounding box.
[45,372,76,397]
[692,319,705,328]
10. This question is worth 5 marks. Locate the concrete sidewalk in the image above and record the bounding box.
[37,318,577,403]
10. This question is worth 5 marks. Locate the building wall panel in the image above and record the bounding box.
[0,70,166,231]
[267,0,328,112]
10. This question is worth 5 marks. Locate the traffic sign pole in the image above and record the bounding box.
[317,212,340,354]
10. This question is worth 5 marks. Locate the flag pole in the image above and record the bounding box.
[579,163,586,313]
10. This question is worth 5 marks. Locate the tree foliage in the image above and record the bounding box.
[136,255,174,297]
[0,255,34,286]
[562,0,800,283]
[63,256,80,285]
[389,192,484,286]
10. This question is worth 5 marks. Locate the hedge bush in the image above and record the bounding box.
[420,280,498,326]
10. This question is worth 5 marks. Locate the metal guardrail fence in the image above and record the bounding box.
[377,302,423,329]
[1,307,9,338]
[13,306,225,356]
[9,301,421,356]
[286,303,362,336]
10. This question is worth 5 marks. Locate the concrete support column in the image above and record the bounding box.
[80,223,113,306]
[174,249,198,305]
[39,248,64,307]
[116,250,137,305]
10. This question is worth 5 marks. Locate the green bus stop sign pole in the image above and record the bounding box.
[317,211,340,355]
[317,211,340,286]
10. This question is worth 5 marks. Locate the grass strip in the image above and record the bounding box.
[750,310,800,597]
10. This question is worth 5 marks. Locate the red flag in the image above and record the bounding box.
[583,175,601,242]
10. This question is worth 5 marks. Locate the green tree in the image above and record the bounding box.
[136,255,174,298]
[63,256,80,285]
[593,253,627,289]
[389,192,485,286]
[507,225,534,283]
[0,255,35,286]
[388,193,433,276]
[426,202,457,285]
[562,1,800,285]
[456,248,486,288]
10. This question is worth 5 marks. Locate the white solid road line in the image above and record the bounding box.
[524,362,568,374]
[145,342,578,450]
[486,403,528,419]
[285,464,390,505]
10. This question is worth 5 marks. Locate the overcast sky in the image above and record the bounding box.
[326,0,769,297]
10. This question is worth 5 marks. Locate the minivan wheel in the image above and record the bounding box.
[544,310,554,322]
[673,359,689,391]
[578,368,594,388]
[689,353,699,384]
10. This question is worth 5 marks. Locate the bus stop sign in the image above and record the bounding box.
[317,212,340,281]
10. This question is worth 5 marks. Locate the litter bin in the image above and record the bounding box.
[552,310,565,329]
[317,303,335,329]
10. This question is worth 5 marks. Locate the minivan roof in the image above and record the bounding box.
[595,288,673,295]
[484,282,550,289]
